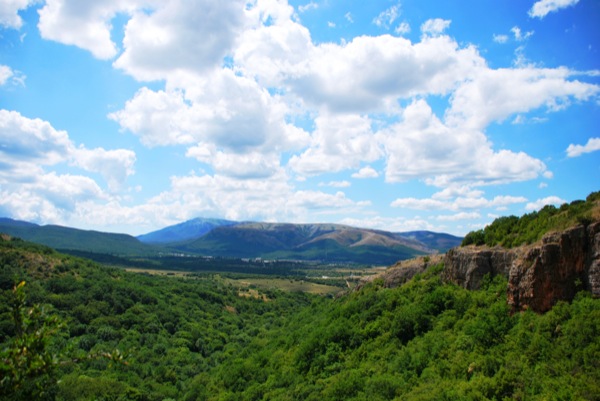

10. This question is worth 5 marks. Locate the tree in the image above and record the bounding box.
[0,281,65,400]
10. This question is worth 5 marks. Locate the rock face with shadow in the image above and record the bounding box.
[442,222,600,313]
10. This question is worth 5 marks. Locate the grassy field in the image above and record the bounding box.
[124,265,381,295]
[225,277,343,296]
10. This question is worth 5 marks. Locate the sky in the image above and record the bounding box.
[0,0,599,237]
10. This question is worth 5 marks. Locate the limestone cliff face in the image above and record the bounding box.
[442,222,600,313]
[442,247,521,290]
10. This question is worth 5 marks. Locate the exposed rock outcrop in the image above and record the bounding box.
[442,247,521,290]
[442,222,600,313]
[356,255,443,290]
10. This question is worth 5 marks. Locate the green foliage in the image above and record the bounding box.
[462,191,600,248]
[0,281,65,400]
[1,234,598,400]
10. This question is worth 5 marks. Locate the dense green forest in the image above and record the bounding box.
[461,191,600,248]
[1,232,599,400]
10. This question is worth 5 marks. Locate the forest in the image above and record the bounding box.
[1,191,599,400]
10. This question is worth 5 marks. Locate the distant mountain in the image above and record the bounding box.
[175,222,438,265]
[0,218,160,256]
[137,217,238,244]
[0,217,463,265]
[400,231,463,252]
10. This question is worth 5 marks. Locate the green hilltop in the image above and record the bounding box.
[462,191,600,248]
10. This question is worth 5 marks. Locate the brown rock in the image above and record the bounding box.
[442,246,519,290]
[442,222,600,313]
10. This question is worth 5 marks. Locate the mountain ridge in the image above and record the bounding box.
[0,217,462,265]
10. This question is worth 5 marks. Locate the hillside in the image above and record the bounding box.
[0,218,161,256]
[136,217,237,244]
[1,235,598,400]
[175,222,433,265]
[461,191,600,248]
[0,217,460,266]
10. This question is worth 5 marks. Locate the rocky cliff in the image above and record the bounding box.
[443,221,600,313]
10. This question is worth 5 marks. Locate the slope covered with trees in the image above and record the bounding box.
[461,191,600,248]
[1,231,599,400]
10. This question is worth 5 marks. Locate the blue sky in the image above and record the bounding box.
[0,0,598,236]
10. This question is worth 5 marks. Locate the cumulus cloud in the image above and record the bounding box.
[138,172,368,225]
[0,109,136,190]
[381,100,549,185]
[338,216,436,233]
[289,113,381,176]
[446,67,599,131]
[352,166,379,179]
[0,0,35,29]
[525,196,566,211]
[37,0,139,60]
[110,69,309,178]
[0,172,107,224]
[529,0,580,19]
[283,35,484,113]
[114,0,246,80]
[566,137,600,157]
[436,212,481,221]
[391,193,527,211]
[72,147,136,191]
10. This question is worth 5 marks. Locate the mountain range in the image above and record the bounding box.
[0,217,463,265]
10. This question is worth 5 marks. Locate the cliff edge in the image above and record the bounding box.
[443,221,600,313]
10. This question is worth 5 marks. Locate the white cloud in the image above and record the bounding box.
[319,180,351,188]
[114,0,246,80]
[0,172,107,224]
[72,147,136,191]
[390,197,447,210]
[0,65,14,85]
[37,0,137,60]
[381,100,549,185]
[0,109,73,168]
[511,26,534,41]
[0,109,136,191]
[432,185,484,200]
[493,34,509,44]
[344,12,353,23]
[446,66,599,131]
[373,3,400,29]
[289,113,382,176]
[338,216,436,233]
[298,2,318,13]
[420,18,451,37]
[566,137,600,157]
[352,166,379,179]
[110,69,309,178]
[436,212,481,221]
[395,22,410,35]
[0,0,35,29]
[525,196,566,211]
[529,0,579,19]
[391,193,527,211]
[282,35,484,113]
[202,150,283,179]
[136,172,367,226]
